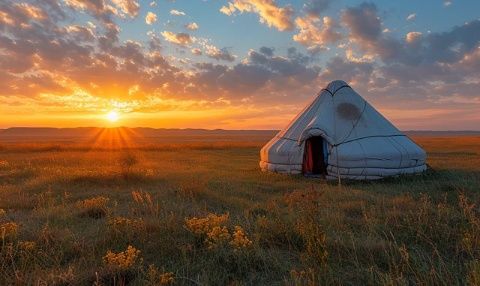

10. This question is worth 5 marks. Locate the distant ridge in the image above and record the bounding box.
[0,127,479,138]
[0,127,279,138]
[404,130,480,137]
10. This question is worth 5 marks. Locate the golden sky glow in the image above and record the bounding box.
[0,0,479,130]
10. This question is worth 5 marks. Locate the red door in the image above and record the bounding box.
[302,137,327,176]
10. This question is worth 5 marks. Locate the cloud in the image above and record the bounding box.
[185,22,199,30]
[220,0,294,31]
[170,9,186,16]
[204,45,236,62]
[444,1,452,7]
[319,56,373,84]
[293,16,342,52]
[192,47,321,99]
[1,0,479,130]
[342,3,382,42]
[191,48,202,55]
[405,31,422,43]
[145,12,157,25]
[111,0,140,17]
[303,0,331,16]
[406,13,416,21]
[65,25,96,42]
[161,31,194,46]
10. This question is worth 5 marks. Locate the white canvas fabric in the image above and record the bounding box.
[259,80,427,180]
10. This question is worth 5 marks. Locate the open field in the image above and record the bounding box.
[0,134,479,285]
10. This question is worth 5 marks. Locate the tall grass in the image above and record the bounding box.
[0,137,478,284]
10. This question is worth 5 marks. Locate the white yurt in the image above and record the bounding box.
[259,80,427,180]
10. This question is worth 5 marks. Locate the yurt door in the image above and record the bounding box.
[302,137,327,176]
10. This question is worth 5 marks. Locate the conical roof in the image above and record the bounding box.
[276,80,402,146]
[259,80,427,179]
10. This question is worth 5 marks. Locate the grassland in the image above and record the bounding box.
[0,135,479,285]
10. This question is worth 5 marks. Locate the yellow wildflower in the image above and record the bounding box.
[18,241,36,251]
[76,196,109,218]
[0,222,18,239]
[0,160,9,168]
[185,213,229,235]
[159,272,175,285]
[103,245,141,270]
[230,226,252,249]
[107,216,145,233]
[206,226,231,249]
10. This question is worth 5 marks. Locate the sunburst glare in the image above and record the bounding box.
[106,111,120,122]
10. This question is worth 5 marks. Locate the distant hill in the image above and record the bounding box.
[0,127,279,143]
[0,127,478,140]
[404,130,480,137]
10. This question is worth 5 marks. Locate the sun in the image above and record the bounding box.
[106,110,120,122]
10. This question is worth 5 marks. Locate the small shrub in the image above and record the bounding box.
[185,213,252,250]
[185,213,229,235]
[146,265,175,285]
[206,226,231,249]
[0,160,9,169]
[0,222,18,240]
[159,272,175,285]
[76,196,109,219]
[120,153,138,169]
[230,226,253,250]
[17,241,36,252]
[289,268,316,286]
[107,216,146,239]
[103,245,142,271]
[131,190,160,217]
[100,245,143,285]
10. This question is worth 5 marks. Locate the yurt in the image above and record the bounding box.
[259,80,427,180]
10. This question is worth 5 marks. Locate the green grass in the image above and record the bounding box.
[0,137,479,285]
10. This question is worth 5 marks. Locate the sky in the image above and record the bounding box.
[0,0,479,130]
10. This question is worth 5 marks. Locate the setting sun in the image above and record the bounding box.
[106,111,120,122]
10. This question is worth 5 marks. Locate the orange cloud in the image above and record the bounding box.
[405,31,422,43]
[220,0,294,31]
[293,16,342,51]
[145,11,157,25]
[161,31,194,46]
[185,22,199,30]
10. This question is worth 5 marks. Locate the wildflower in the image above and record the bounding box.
[290,268,316,284]
[103,245,141,270]
[76,196,109,218]
[0,160,9,168]
[185,213,229,235]
[107,216,145,233]
[18,240,36,251]
[0,222,18,239]
[230,226,252,249]
[206,226,231,249]
[131,191,159,216]
[146,264,175,285]
[159,272,175,285]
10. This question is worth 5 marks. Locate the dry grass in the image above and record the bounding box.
[0,136,479,285]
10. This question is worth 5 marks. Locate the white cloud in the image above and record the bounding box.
[185,22,199,31]
[145,12,157,25]
[405,31,422,43]
[170,9,186,16]
[161,31,194,46]
[219,0,294,31]
[406,13,416,21]
[191,48,202,55]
